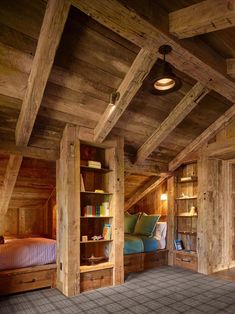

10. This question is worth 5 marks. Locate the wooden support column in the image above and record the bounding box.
[167,176,175,266]
[56,125,80,296]
[197,150,227,274]
[106,137,125,285]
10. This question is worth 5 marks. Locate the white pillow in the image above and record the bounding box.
[154,222,167,240]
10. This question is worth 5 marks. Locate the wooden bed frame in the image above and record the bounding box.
[0,264,56,295]
[124,249,168,276]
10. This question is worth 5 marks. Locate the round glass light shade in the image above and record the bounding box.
[154,77,176,91]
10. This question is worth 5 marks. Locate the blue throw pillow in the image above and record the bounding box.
[124,214,139,233]
[134,215,160,237]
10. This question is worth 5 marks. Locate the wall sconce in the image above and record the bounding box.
[160,193,167,201]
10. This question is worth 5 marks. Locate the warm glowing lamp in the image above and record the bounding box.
[160,193,167,201]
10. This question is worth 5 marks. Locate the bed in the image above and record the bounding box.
[124,219,168,275]
[0,237,57,295]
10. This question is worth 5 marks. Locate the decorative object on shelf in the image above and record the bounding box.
[88,160,102,169]
[174,239,184,251]
[189,205,197,216]
[102,202,110,216]
[95,189,105,193]
[81,145,97,161]
[80,174,85,192]
[179,176,197,182]
[103,224,112,240]
[82,254,107,265]
[82,235,88,242]
[91,235,104,241]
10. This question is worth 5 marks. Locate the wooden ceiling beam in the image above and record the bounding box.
[169,0,235,39]
[94,48,158,142]
[125,175,170,211]
[1,0,70,215]
[0,155,23,215]
[169,104,235,171]
[0,141,59,161]
[124,155,168,176]
[227,58,235,78]
[135,82,209,164]
[15,0,70,146]
[71,0,235,103]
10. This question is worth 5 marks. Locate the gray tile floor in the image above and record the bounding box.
[1,266,235,313]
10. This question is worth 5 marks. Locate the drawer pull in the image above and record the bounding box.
[23,278,36,284]
[181,258,191,263]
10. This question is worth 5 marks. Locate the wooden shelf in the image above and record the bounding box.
[177,215,198,218]
[80,239,113,243]
[80,165,113,173]
[81,191,113,196]
[80,262,114,273]
[81,216,113,219]
[175,196,197,200]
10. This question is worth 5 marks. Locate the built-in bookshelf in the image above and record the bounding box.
[174,162,198,271]
[79,144,114,278]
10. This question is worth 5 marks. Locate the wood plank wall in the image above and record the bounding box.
[128,181,168,218]
[3,207,49,237]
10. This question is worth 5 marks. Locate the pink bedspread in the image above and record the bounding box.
[0,237,56,270]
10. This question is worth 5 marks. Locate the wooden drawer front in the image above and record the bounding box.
[124,253,144,275]
[144,250,168,269]
[80,269,113,292]
[174,253,198,271]
[0,269,55,295]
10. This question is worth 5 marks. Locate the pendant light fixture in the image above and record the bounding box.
[150,45,182,95]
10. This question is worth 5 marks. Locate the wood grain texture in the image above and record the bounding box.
[227,58,235,78]
[15,0,70,146]
[136,82,209,163]
[125,175,170,211]
[169,0,235,39]
[0,155,22,215]
[94,49,158,142]
[71,0,235,103]
[169,105,235,171]
[56,124,80,296]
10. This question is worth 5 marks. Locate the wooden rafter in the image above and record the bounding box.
[0,155,23,215]
[125,175,170,211]
[169,104,235,171]
[94,48,158,142]
[0,0,70,215]
[125,155,168,177]
[15,0,70,146]
[227,58,235,78]
[169,0,235,39]
[135,82,209,164]
[71,0,235,103]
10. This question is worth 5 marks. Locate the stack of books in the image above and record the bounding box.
[88,160,102,169]
[83,205,106,216]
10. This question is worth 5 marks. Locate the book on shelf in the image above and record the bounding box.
[83,204,110,217]
[103,224,112,240]
[174,239,184,251]
[80,174,85,192]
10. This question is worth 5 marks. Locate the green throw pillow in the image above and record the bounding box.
[124,214,139,233]
[134,215,160,237]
